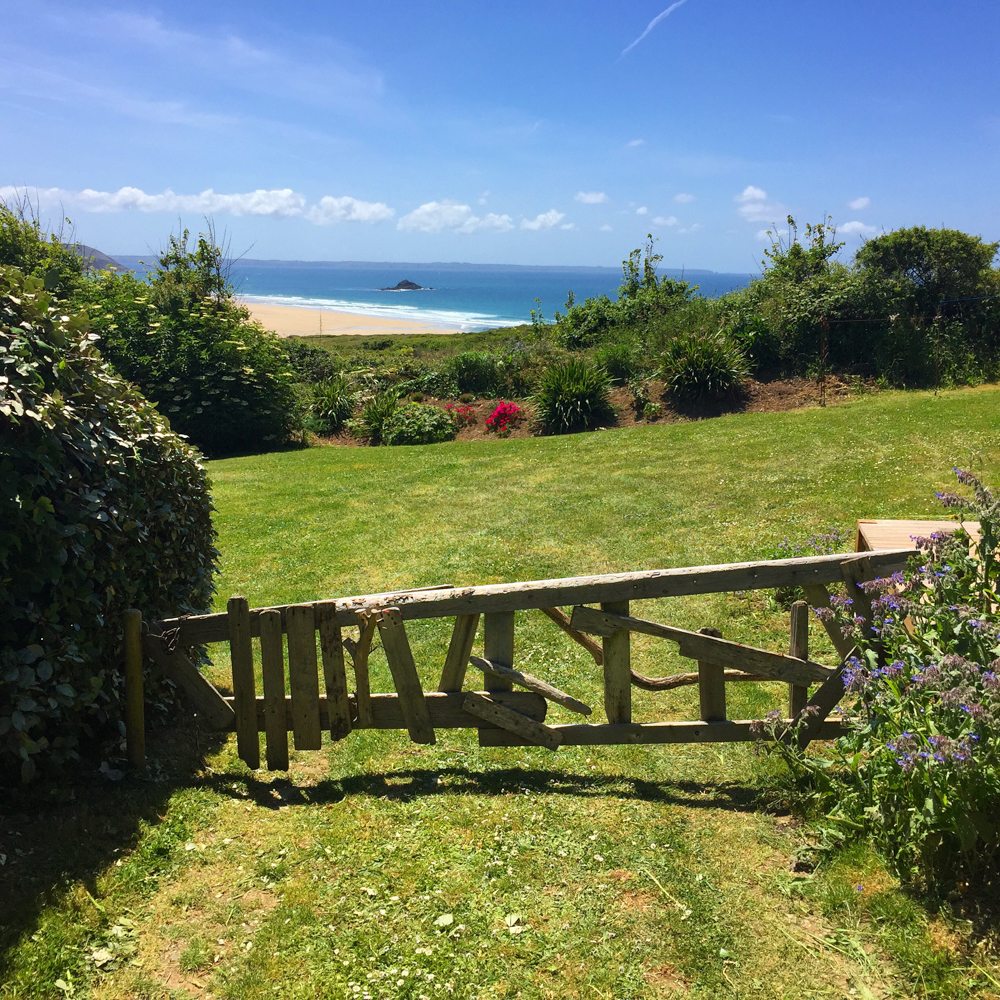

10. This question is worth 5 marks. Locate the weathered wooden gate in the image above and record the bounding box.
[122,549,913,770]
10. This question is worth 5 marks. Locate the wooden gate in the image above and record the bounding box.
[122,549,913,770]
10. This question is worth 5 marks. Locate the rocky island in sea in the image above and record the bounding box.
[379,278,427,291]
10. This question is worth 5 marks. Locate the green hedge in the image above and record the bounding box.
[0,266,218,781]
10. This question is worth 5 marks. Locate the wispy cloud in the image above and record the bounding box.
[652,215,679,227]
[575,191,608,204]
[621,0,690,57]
[626,138,646,148]
[839,220,877,236]
[521,209,566,231]
[599,224,614,232]
[673,192,696,204]
[636,206,649,216]
[847,196,871,211]
[397,200,513,234]
[735,185,787,223]
[1,185,392,224]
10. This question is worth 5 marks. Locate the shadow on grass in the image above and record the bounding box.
[0,715,226,977]
[209,766,764,813]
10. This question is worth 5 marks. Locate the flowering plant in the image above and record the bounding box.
[443,402,477,429]
[485,401,525,437]
[767,469,1000,890]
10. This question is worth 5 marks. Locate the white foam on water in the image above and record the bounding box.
[241,293,523,332]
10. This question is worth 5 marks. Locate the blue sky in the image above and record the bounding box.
[2,0,998,271]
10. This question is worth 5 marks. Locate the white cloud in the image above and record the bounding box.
[652,215,679,227]
[839,220,877,236]
[308,195,393,224]
[575,191,608,204]
[622,0,690,57]
[2,184,393,224]
[599,224,614,232]
[673,192,695,204]
[559,222,576,231]
[848,196,871,211]
[677,223,702,235]
[736,185,786,223]
[626,138,646,148]
[636,205,649,216]
[521,209,565,231]
[397,200,513,233]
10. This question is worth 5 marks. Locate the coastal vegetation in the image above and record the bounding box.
[3,389,999,996]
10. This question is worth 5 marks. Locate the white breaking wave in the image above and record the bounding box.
[240,293,523,332]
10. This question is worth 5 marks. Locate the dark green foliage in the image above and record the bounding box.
[555,294,619,349]
[308,375,356,434]
[382,403,457,446]
[444,350,503,395]
[592,339,647,384]
[535,358,614,434]
[77,231,302,455]
[660,332,749,404]
[0,266,217,781]
[356,390,400,444]
[284,338,341,383]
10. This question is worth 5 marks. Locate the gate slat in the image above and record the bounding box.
[483,612,515,692]
[227,596,259,769]
[697,626,726,721]
[438,613,480,692]
[285,604,323,750]
[601,600,631,723]
[317,603,353,740]
[788,601,809,719]
[259,609,289,770]
[376,609,435,744]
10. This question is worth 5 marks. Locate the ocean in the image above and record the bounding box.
[115,257,754,332]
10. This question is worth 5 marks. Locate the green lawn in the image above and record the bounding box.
[3,385,1000,999]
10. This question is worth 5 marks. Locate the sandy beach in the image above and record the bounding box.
[244,300,460,337]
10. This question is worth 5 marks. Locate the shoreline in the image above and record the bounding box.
[243,299,466,337]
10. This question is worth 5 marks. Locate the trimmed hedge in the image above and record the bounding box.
[0,266,218,781]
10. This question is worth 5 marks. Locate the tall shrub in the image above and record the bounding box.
[1,266,218,781]
[535,358,614,434]
[77,230,302,455]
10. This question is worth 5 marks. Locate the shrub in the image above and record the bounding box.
[535,359,614,434]
[357,390,400,444]
[660,332,749,405]
[383,403,457,446]
[0,200,84,299]
[444,351,503,395]
[309,375,356,434]
[485,401,526,437]
[284,338,340,383]
[592,339,647,384]
[444,402,477,429]
[77,230,302,455]
[763,470,1000,891]
[0,266,217,781]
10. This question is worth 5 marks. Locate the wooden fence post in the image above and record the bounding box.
[601,601,631,723]
[123,609,145,770]
[227,596,260,769]
[788,601,809,719]
[697,626,726,722]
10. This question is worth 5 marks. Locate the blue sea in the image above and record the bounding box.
[116,257,753,332]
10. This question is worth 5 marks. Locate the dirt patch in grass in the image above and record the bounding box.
[644,961,691,994]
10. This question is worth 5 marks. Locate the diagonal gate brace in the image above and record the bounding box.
[464,693,563,751]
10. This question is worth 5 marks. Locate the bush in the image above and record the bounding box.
[284,338,340,383]
[444,402,477,429]
[444,351,503,395]
[660,332,749,405]
[764,470,1000,891]
[485,401,526,437]
[592,339,647,384]
[383,403,457,446]
[309,375,355,434]
[0,266,217,781]
[0,200,84,299]
[535,359,614,434]
[356,390,400,444]
[77,230,302,455]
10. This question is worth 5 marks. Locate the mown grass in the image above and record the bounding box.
[295,326,531,363]
[3,385,1000,999]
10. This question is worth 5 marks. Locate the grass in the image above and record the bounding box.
[295,326,531,363]
[3,384,1000,999]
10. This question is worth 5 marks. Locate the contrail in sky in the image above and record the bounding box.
[620,0,691,57]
